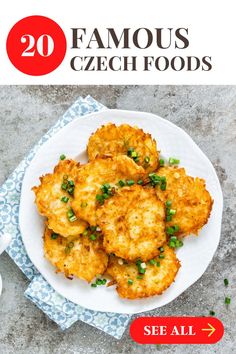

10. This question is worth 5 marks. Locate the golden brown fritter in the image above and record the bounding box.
[87,123,159,173]
[44,226,108,282]
[106,245,180,299]
[155,166,213,236]
[72,155,145,226]
[97,185,166,261]
[33,160,87,237]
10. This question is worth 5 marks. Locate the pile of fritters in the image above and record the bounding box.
[33,123,213,299]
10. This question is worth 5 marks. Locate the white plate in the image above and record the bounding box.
[19,109,223,314]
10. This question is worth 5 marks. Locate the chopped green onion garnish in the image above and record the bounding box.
[144,156,150,163]
[67,209,74,218]
[137,179,143,185]
[90,234,97,241]
[127,147,134,155]
[68,242,74,249]
[224,279,229,286]
[168,235,183,249]
[119,180,126,187]
[209,310,215,316]
[175,240,183,248]
[169,209,176,215]
[169,157,180,165]
[101,183,110,193]
[167,225,180,235]
[166,215,172,222]
[166,200,172,207]
[159,247,164,253]
[169,240,176,248]
[149,173,160,186]
[96,194,103,202]
[90,226,97,232]
[127,180,135,186]
[137,275,143,280]
[159,254,165,259]
[131,151,138,158]
[68,187,74,196]
[51,232,59,240]
[97,183,115,204]
[60,154,66,160]
[92,278,106,286]
[139,268,146,274]
[96,194,104,204]
[61,196,69,203]
[159,159,165,167]
[67,209,77,222]
[127,148,139,162]
[149,173,167,190]
[166,227,175,235]
[160,183,166,191]
[80,201,88,208]
[136,259,146,274]
[82,230,88,236]
[156,261,161,267]
[149,259,156,265]
[170,236,177,241]
[68,180,74,186]
[61,182,68,191]
[225,297,231,305]
[128,279,133,285]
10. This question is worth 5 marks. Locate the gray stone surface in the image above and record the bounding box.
[0,86,235,354]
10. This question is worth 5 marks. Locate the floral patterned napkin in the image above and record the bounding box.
[0,96,131,339]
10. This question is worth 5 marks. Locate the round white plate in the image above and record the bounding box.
[19,109,223,314]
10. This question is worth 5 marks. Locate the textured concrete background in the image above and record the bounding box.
[0,86,235,354]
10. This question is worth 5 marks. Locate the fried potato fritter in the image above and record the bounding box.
[106,245,180,299]
[87,123,159,173]
[44,226,108,282]
[72,155,145,226]
[155,167,213,236]
[97,185,166,261]
[33,160,87,237]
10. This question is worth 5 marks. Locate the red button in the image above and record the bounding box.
[130,317,224,344]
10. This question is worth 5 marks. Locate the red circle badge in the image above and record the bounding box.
[6,15,67,76]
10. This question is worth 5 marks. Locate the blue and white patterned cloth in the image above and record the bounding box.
[0,96,131,339]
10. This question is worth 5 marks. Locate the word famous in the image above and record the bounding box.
[70,28,212,72]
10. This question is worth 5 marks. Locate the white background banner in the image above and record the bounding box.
[0,0,235,84]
